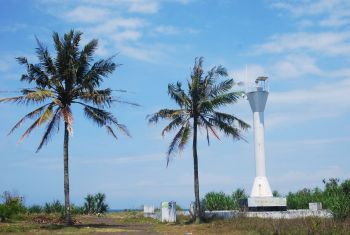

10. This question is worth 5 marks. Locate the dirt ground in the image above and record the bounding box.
[0,212,349,234]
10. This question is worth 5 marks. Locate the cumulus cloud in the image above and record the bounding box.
[65,6,109,22]
[255,32,350,56]
[272,0,350,28]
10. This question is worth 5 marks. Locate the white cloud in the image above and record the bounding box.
[118,44,170,62]
[88,18,146,35]
[229,64,266,84]
[80,154,164,165]
[111,30,142,42]
[154,25,180,35]
[269,78,350,106]
[271,54,323,79]
[65,6,109,22]
[255,32,350,56]
[272,0,350,28]
[264,78,350,128]
[0,23,27,33]
[273,165,350,185]
[128,1,159,14]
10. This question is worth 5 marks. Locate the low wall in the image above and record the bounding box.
[205,209,333,219]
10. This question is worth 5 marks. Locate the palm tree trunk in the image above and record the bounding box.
[192,117,201,224]
[64,122,72,225]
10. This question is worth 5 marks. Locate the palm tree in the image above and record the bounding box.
[0,30,130,225]
[148,57,249,223]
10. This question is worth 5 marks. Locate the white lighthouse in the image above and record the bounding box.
[247,76,272,198]
[246,76,286,211]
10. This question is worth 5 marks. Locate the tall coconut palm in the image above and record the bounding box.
[148,57,249,223]
[0,30,130,225]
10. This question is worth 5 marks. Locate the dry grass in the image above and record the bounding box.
[0,212,349,234]
[155,216,350,235]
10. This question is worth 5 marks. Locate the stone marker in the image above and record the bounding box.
[161,201,176,223]
[144,205,155,214]
[309,202,322,211]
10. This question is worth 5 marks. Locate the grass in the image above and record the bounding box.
[0,212,349,234]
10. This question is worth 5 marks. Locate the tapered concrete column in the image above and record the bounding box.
[247,88,272,197]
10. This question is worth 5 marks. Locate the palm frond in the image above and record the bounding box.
[0,89,54,104]
[82,57,118,90]
[178,123,191,151]
[36,107,61,152]
[161,116,189,136]
[213,112,250,130]
[80,102,130,137]
[19,104,54,142]
[8,103,52,135]
[76,39,98,80]
[198,115,220,143]
[76,89,113,107]
[208,117,245,141]
[35,36,57,76]
[167,125,186,166]
[208,91,241,108]
[147,109,187,124]
[168,82,191,108]
[105,125,118,140]
[209,78,233,97]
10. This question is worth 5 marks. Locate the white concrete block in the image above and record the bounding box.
[248,197,287,207]
[161,201,176,223]
[309,202,322,211]
[143,205,155,213]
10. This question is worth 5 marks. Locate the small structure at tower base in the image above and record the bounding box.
[247,197,287,211]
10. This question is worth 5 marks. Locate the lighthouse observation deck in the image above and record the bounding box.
[245,76,269,93]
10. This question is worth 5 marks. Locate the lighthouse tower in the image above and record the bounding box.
[246,76,272,197]
[246,77,286,211]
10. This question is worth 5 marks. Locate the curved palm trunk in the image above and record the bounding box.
[64,122,72,225]
[192,117,201,223]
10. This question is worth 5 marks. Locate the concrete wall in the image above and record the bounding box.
[204,209,333,219]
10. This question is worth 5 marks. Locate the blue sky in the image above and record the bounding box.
[0,0,349,209]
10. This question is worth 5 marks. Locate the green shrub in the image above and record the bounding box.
[0,191,26,222]
[94,193,108,214]
[232,188,247,209]
[27,205,43,214]
[287,178,350,219]
[203,191,234,211]
[71,204,84,215]
[83,193,109,214]
[84,194,96,214]
[176,204,183,211]
[44,200,64,214]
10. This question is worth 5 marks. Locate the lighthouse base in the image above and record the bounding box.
[250,176,273,197]
[246,197,287,211]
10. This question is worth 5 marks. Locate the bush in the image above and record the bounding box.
[232,189,247,209]
[176,204,183,211]
[203,189,247,211]
[204,192,234,211]
[44,200,64,214]
[27,205,43,214]
[0,191,26,222]
[71,204,84,215]
[287,178,350,219]
[83,193,109,214]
